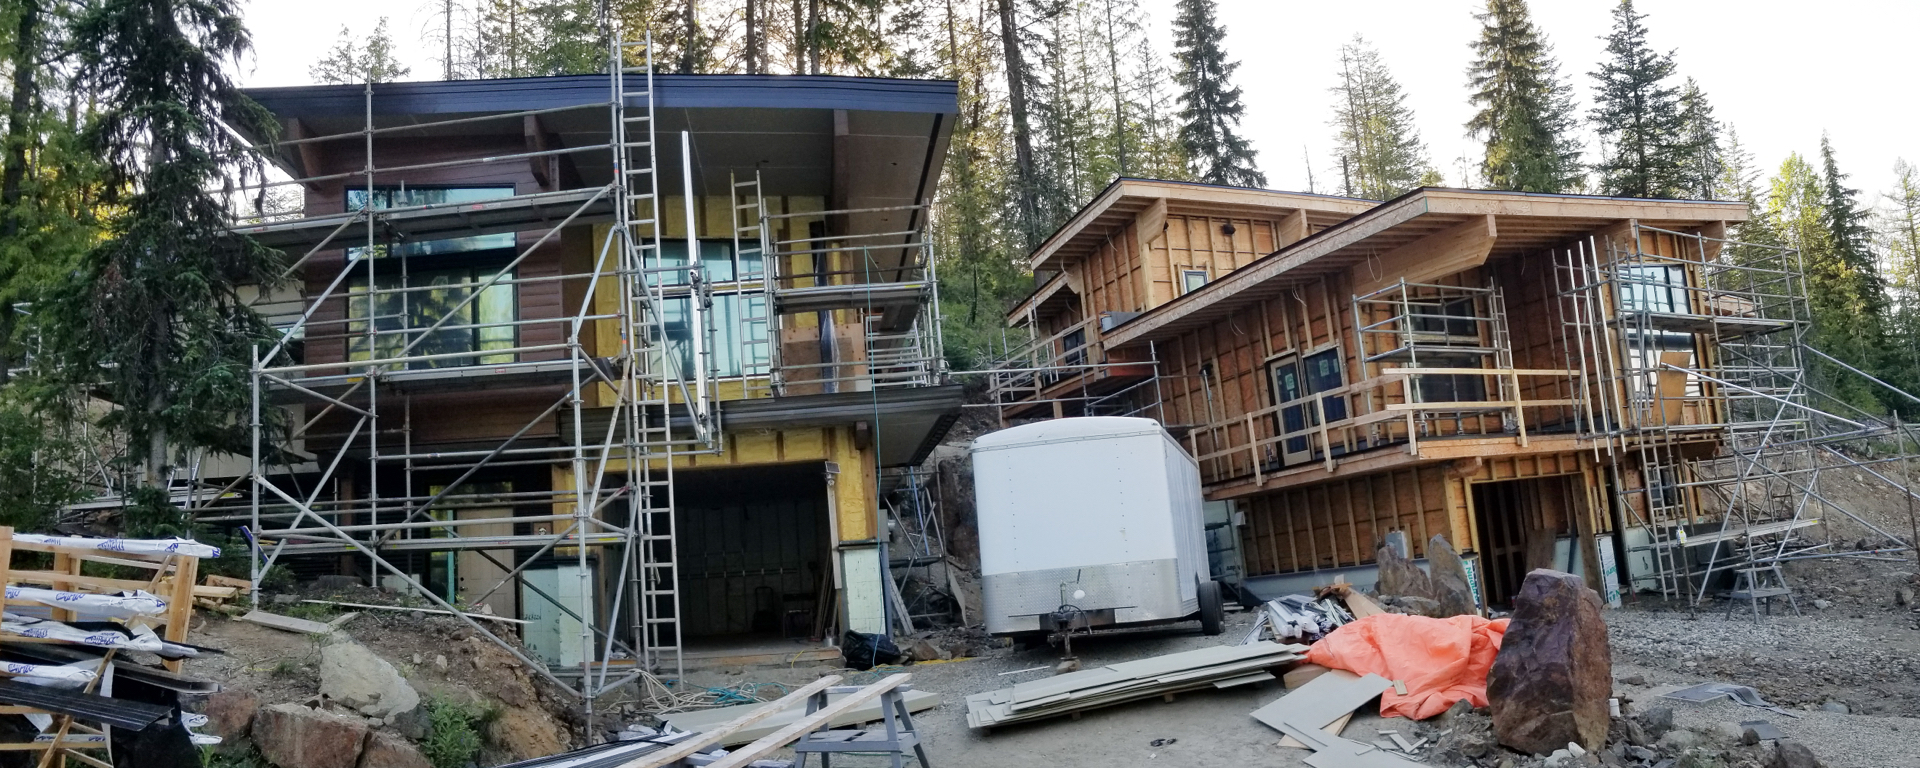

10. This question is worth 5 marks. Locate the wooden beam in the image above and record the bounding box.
[285,119,327,193]
[1277,209,1309,249]
[620,675,843,768]
[704,674,912,768]
[1351,214,1498,296]
[523,115,553,190]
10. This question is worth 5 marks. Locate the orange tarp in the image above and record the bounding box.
[1304,613,1510,720]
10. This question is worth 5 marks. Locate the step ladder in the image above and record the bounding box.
[1723,563,1798,623]
[792,684,932,768]
[612,32,684,679]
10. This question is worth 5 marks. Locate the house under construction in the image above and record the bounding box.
[989,177,1916,612]
[184,38,962,702]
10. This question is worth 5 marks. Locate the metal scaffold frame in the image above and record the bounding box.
[1556,222,1916,607]
[213,27,721,708]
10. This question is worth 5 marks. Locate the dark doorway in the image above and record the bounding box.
[1471,475,1580,606]
[673,463,831,639]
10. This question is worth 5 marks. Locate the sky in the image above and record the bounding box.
[237,0,1918,205]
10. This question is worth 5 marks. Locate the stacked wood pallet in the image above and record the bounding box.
[965,641,1308,730]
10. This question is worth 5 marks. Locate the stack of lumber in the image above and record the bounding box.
[966,641,1308,729]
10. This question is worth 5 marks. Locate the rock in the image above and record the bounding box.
[1709,721,1747,745]
[1742,727,1761,746]
[358,731,431,768]
[1376,536,1434,602]
[1819,701,1849,714]
[316,575,363,590]
[489,708,570,762]
[1628,745,1658,761]
[1658,729,1703,752]
[1618,674,1646,686]
[390,705,430,741]
[1568,741,1586,756]
[1896,587,1914,607]
[1488,570,1612,754]
[1393,596,1445,617]
[1437,698,1474,723]
[1622,718,1649,746]
[432,654,448,672]
[1637,706,1674,740]
[1427,535,1480,617]
[319,641,421,720]
[1812,599,1833,610]
[252,703,370,768]
[1545,748,1572,767]
[201,687,259,742]
[903,638,944,662]
[1770,740,1823,768]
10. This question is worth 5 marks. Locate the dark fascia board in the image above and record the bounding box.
[242,73,960,121]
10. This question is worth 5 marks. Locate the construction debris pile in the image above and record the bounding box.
[964,642,1307,730]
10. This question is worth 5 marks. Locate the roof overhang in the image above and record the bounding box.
[238,74,957,233]
[1101,188,1751,348]
[720,384,964,468]
[1026,178,1378,272]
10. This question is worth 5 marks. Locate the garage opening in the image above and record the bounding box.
[1471,475,1581,606]
[675,462,833,647]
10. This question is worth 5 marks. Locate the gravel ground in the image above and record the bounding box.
[1629,683,1920,768]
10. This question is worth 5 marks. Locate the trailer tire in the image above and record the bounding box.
[1198,580,1225,636]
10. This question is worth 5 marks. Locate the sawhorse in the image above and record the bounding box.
[792,683,931,768]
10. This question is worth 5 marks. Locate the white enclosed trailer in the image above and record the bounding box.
[971,416,1223,636]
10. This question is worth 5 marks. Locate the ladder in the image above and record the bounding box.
[733,172,776,397]
[612,32,685,678]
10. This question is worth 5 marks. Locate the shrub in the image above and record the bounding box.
[420,699,484,768]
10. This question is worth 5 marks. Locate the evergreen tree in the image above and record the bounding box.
[44,0,284,495]
[1816,135,1887,399]
[1673,78,1723,199]
[1464,0,1580,193]
[310,17,412,84]
[1589,0,1686,198]
[1171,0,1262,187]
[1881,160,1920,399]
[1330,36,1433,200]
[997,0,1043,251]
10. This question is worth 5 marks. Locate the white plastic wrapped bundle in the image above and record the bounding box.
[10,534,219,560]
[4,586,168,619]
[0,660,99,685]
[1,614,165,652]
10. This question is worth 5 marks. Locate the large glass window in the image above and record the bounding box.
[650,293,770,378]
[347,187,516,258]
[649,240,759,285]
[1620,265,1689,314]
[348,267,517,368]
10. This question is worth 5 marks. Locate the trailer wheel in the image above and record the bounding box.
[1198,580,1225,636]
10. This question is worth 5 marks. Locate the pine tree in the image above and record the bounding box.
[1330,36,1432,200]
[1464,0,1581,193]
[1880,160,1920,399]
[1673,78,1723,199]
[997,0,1043,251]
[1589,0,1686,198]
[46,0,284,505]
[1817,135,1887,399]
[310,18,413,84]
[1171,0,1262,187]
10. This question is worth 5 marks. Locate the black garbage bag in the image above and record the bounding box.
[840,630,901,670]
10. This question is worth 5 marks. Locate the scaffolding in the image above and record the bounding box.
[1556,222,1915,606]
[196,19,957,713]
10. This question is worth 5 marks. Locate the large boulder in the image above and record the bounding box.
[252,703,370,768]
[320,641,421,720]
[201,687,260,742]
[1427,535,1480,617]
[1770,740,1823,768]
[358,731,432,768]
[1487,569,1612,754]
[1376,534,1434,601]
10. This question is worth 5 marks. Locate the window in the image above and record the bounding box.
[346,187,516,258]
[1182,269,1208,294]
[648,240,765,285]
[348,267,517,368]
[1303,348,1348,422]
[650,293,770,379]
[1620,265,1689,314]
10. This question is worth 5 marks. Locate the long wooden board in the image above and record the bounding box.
[704,674,911,768]
[619,675,841,768]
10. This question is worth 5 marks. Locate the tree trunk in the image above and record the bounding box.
[0,0,42,386]
[1102,0,1127,176]
[996,0,1038,248]
[745,0,760,73]
[806,0,819,74]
